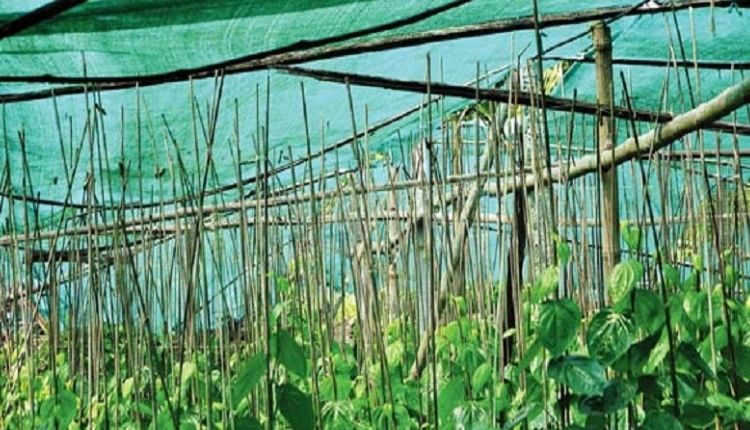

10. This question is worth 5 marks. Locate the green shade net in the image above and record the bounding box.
[0,0,747,329]
[0,0,635,78]
[0,1,747,226]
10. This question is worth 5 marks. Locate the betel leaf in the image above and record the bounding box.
[620,222,641,251]
[439,376,465,424]
[611,330,661,375]
[277,383,314,430]
[641,411,682,430]
[608,260,643,304]
[707,392,741,411]
[632,289,665,335]
[531,265,559,303]
[177,361,197,392]
[599,379,637,413]
[733,344,750,380]
[276,276,292,294]
[555,236,571,265]
[621,222,641,251]
[471,362,493,394]
[538,299,581,357]
[644,331,670,374]
[663,264,682,290]
[232,352,266,408]
[547,355,607,395]
[386,339,405,365]
[580,378,636,415]
[42,388,77,429]
[122,377,135,398]
[584,415,607,429]
[233,416,263,430]
[667,292,685,327]
[682,403,714,428]
[586,308,634,365]
[678,342,716,380]
[155,410,173,429]
[724,264,739,288]
[277,330,307,377]
[318,373,351,401]
[515,339,542,378]
[502,405,530,430]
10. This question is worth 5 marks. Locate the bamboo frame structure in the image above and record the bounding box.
[3,3,750,429]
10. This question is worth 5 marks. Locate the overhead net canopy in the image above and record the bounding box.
[0,0,747,308]
[1,0,747,209]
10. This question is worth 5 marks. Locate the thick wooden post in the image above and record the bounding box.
[593,21,620,279]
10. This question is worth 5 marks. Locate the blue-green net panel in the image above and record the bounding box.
[0,2,747,226]
[0,1,748,327]
[0,0,630,80]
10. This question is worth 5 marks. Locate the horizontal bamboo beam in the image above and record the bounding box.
[4,152,750,246]
[0,0,85,41]
[0,0,745,103]
[0,170,522,245]
[0,67,507,211]
[9,206,750,272]
[279,65,750,136]
[0,0,471,86]
[544,55,750,70]
[3,74,749,246]
[486,75,750,195]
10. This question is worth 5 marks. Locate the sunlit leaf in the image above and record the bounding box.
[438,377,465,425]
[621,223,641,251]
[531,265,559,303]
[178,361,196,391]
[608,260,643,304]
[471,363,492,394]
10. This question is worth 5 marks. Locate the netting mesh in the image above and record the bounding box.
[0,2,747,223]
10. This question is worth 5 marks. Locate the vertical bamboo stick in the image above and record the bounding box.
[592,21,620,280]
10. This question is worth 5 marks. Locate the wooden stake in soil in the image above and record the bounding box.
[593,21,620,279]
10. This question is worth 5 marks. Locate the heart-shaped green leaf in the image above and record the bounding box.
[538,299,581,357]
[608,260,643,304]
[587,308,634,365]
[548,355,607,395]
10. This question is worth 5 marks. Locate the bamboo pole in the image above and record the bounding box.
[279,65,750,136]
[485,75,750,196]
[409,72,750,379]
[593,21,620,279]
[0,0,85,41]
[544,55,750,71]
[5,76,750,250]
